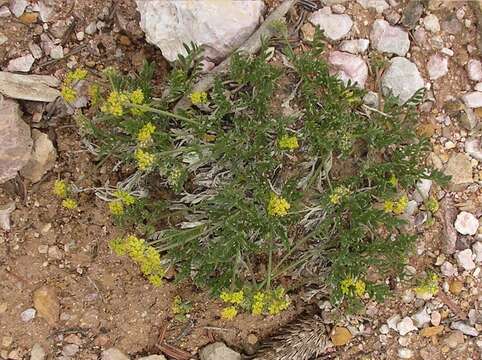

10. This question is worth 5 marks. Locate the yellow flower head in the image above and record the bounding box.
[114,190,136,206]
[393,194,408,215]
[189,91,208,105]
[135,148,155,171]
[109,237,127,256]
[65,68,88,84]
[53,180,69,198]
[147,274,163,287]
[220,306,237,320]
[267,194,290,217]
[388,174,398,187]
[130,89,145,104]
[109,200,124,216]
[340,277,366,298]
[61,86,77,103]
[251,292,266,316]
[354,279,366,297]
[383,200,394,213]
[220,290,244,305]
[278,135,299,150]
[329,186,350,205]
[425,197,439,213]
[137,122,156,146]
[62,198,78,210]
[101,91,129,117]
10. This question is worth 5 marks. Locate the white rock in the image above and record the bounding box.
[6,54,35,73]
[398,348,414,359]
[76,31,85,41]
[339,39,369,54]
[475,83,482,91]
[465,138,482,161]
[20,130,57,183]
[413,179,432,203]
[101,348,130,360]
[0,72,60,102]
[357,0,389,13]
[28,42,43,59]
[9,0,28,17]
[0,33,7,46]
[387,314,401,330]
[462,92,482,108]
[441,261,457,277]
[401,289,415,303]
[30,343,46,360]
[454,211,479,235]
[0,6,11,17]
[451,321,479,336]
[328,51,368,88]
[21,308,36,322]
[84,22,97,35]
[309,8,353,41]
[427,53,448,80]
[441,47,454,57]
[36,1,53,22]
[473,242,482,263]
[382,57,424,104]
[397,317,417,336]
[467,59,482,82]
[405,200,418,216]
[137,0,265,62]
[199,342,241,360]
[455,249,476,271]
[412,307,431,328]
[379,324,390,334]
[50,45,63,60]
[431,311,441,326]
[423,14,440,32]
[370,19,410,56]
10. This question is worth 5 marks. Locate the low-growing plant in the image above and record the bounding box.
[65,27,448,315]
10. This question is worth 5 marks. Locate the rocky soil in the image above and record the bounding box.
[0,0,481,359]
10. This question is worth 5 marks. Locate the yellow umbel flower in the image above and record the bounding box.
[61,86,77,103]
[137,122,156,146]
[124,235,145,262]
[189,91,208,105]
[62,198,78,209]
[267,288,290,315]
[135,148,155,171]
[109,200,124,216]
[354,279,366,297]
[109,237,127,256]
[251,292,266,316]
[130,89,145,104]
[101,91,129,116]
[414,273,439,297]
[278,135,299,150]
[114,190,136,206]
[393,195,408,215]
[220,290,244,305]
[65,68,88,84]
[340,277,366,297]
[220,306,237,320]
[383,200,394,213]
[53,180,69,198]
[267,194,290,217]
[329,186,350,205]
[388,174,398,187]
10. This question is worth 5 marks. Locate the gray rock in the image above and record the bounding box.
[357,0,389,13]
[339,39,369,54]
[444,153,473,191]
[20,308,36,322]
[47,245,63,260]
[455,249,476,271]
[387,314,401,330]
[473,242,482,263]
[0,99,33,184]
[396,317,417,336]
[34,1,53,22]
[0,72,60,102]
[427,53,448,80]
[413,179,432,203]
[462,92,482,108]
[412,307,431,328]
[20,130,57,183]
[454,211,479,236]
[84,22,97,35]
[450,321,479,336]
[0,33,7,45]
[441,15,462,34]
[363,91,379,107]
[9,0,28,17]
[381,57,424,104]
[401,0,424,29]
[465,138,482,161]
[28,42,43,59]
[199,342,241,360]
[328,51,368,88]
[423,14,441,32]
[101,348,130,360]
[370,19,410,56]
[50,45,63,60]
[0,6,11,17]
[30,343,46,360]
[475,83,482,91]
[309,8,353,41]
[137,0,265,62]
[6,54,35,73]
[441,261,457,277]
[467,59,482,82]
[62,344,79,357]
[0,202,15,231]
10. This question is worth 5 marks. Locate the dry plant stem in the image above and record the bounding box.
[173,0,298,111]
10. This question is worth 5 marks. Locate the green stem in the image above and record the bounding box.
[128,103,198,126]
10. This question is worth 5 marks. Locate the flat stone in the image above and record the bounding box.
[20,129,57,183]
[440,261,457,277]
[465,138,482,161]
[309,8,353,41]
[382,57,424,104]
[397,317,417,336]
[0,99,33,184]
[398,348,414,359]
[462,92,482,108]
[427,53,448,80]
[444,153,473,190]
[370,19,410,56]
[9,0,28,17]
[431,311,442,326]
[33,285,60,325]
[450,321,479,336]
[455,249,476,271]
[199,342,241,360]
[401,0,424,29]
[28,42,43,59]
[339,39,369,54]
[101,348,130,360]
[467,59,482,82]
[328,51,368,88]
[20,308,36,322]
[30,343,46,360]
[6,54,35,72]
[0,33,7,45]
[413,179,432,203]
[357,0,389,13]
[454,211,479,235]
[412,307,431,328]
[423,14,441,32]
[0,72,60,102]
[49,45,63,60]
[0,6,11,18]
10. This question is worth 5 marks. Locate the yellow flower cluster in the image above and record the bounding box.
[61,86,77,103]
[414,273,439,297]
[109,201,124,216]
[88,84,101,106]
[65,68,88,83]
[101,91,129,117]
[340,277,366,297]
[329,186,350,205]
[251,288,290,316]
[251,292,265,316]
[61,68,88,104]
[220,306,238,320]
[137,122,156,146]
[425,197,439,213]
[384,194,408,215]
[220,290,245,305]
[189,91,208,105]
[109,190,136,216]
[109,235,166,287]
[267,194,290,217]
[62,198,78,210]
[278,135,299,150]
[129,89,146,116]
[53,180,69,198]
[388,174,398,187]
[135,148,156,171]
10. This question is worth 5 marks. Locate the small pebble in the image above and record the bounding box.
[20,308,36,322]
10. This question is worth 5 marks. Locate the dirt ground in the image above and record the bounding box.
[0,0,481,359]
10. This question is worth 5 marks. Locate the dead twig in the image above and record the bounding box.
[38,44,88,69]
